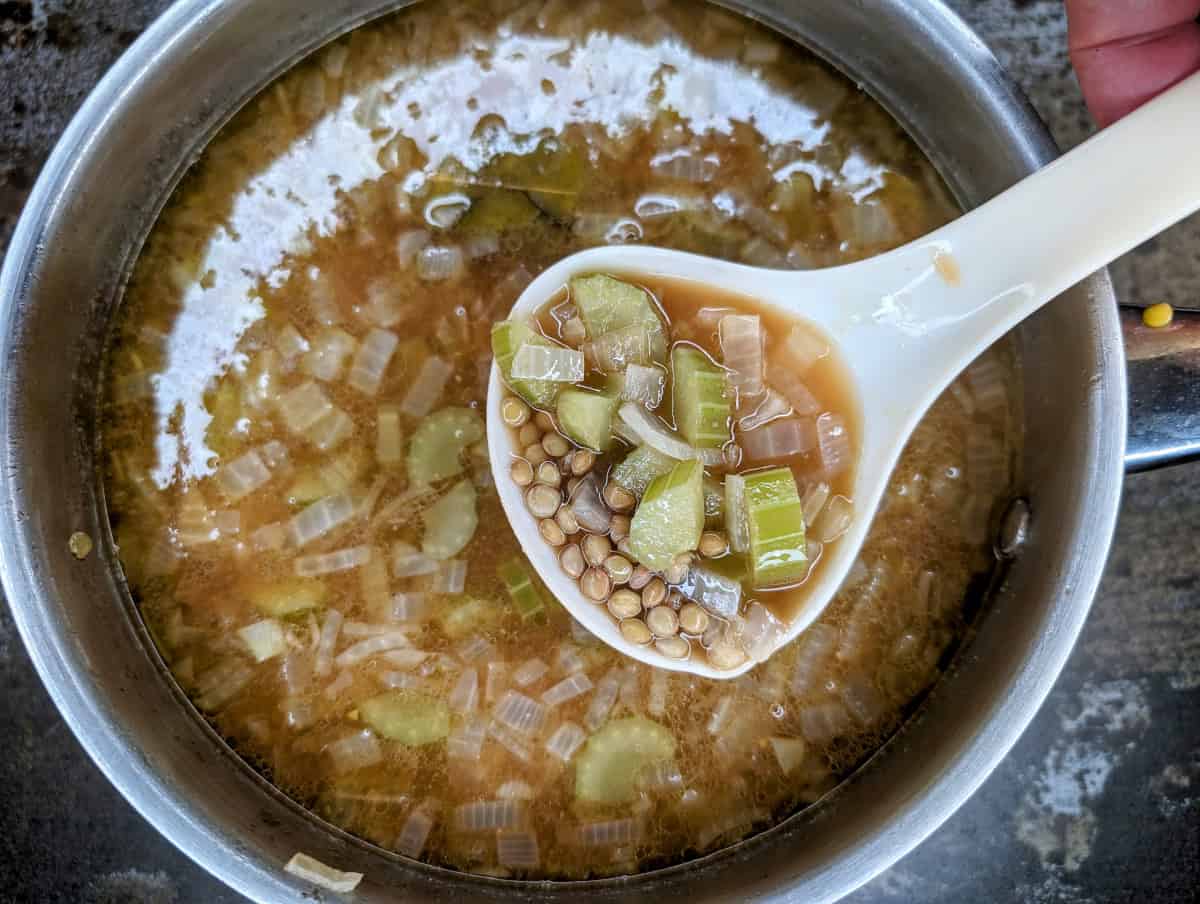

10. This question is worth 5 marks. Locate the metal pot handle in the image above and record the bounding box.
[1123,305,1200,471]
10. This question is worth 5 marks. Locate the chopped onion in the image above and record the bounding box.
[238,619,286,663]
[966,353,1008,414]
[966,430,1006,492]
[583,668,622,731]
[719,314,764,398]
[390,591,429,621]
[343,621,409,637]
[512,658,549,688]
[782,325,829,375]
[280,697,317,730]
[556,643,586,675]
[768,368,821,416]
[648,669,669,717]
[488,721,533,762]
[497,830,541,869]
[741,417,815,462]
[634,193,702,219]
[327,729,383,774]
[378,670,423,690]
[677,564,741,619]
[511,343,585,382]
[432,560,468,594]
[214,510,240,536]
[381,648,430,670]
[493,690,547,736]
[577,818,641,846]
[739,389,791,430]
[447,716,487,761]
[708,695,735,734]
[313,610,343,678]
[616,363,666,407]
[540,672,593,707]
[304,408,353,452]
[799,700,851,744]
[842,675,886,726]
[280,650,314,697]
[769,736,807,775]
[259,440,290,470]
[618,402,701,462]
[274,324,310,359]
[215,450,272,501]
[334,631,411,669]
[303,328,357,382]
[194,659,252,711]
[346,328,398,396]
[637,759,683,792]
[376,404,404,467]
[584,324,655,373]
[416,245,465,282]
[454,799,525,833]
[464,232,500,259]
[649,148,718,183]
[801,481,831,525]
[568,474,612,534]
[424,193,471,230]
[545,721,587,763]
[392,542,439,577]
[395,803,438,858]
[813,494,853,542]
[816,412,852,478]
[284,853,363,894]
[739,602,787,663]
[363,281,407,327]
[289,493,356,547]
[448,667,479,714]
[277,381,333,435]
[400,355,453,416]
[833,197,899,247]
[457,634,493,664]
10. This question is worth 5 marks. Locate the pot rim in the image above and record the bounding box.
[0,1,1126,901]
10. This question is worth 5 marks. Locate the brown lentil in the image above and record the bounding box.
[526,484,561,519]
[706,641,748,670]
[535,460,562,487]
[609,514,631,542]
[510,458,534,487]
[603,482,636,513]
[664,553,691,585]
[501,396,531,428]
[608,588,643,619]
[534,411,556,433]
[698,531,729,558]
[646,605,679,637]
[555,506,580,535]
[582,533,612,567]
[580,567,612,602]
[655,635,690,659]
[642,578,667,608]
[539,518,566,547]
[524,443,549,467]
[542,432,570,458]
[616,537,634,557]
[518,422,541,447]
[570,449,595,475]
[629,565,653,591]
[566,476,582,496]
[603,554,633,585]
[619,618,652,645]
[560,544,585,579]
[678,602,710,635]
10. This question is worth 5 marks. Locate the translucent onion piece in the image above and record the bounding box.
[799,700,851,744]
[833,197,899,247]
[447,716,487,761]
[583,668,622,731]
[637,759,683,792]
[457,635,494,664]
[424,192,471,230]
[790,623,837,694]
[396,228,431,266]
[195,659,253,711]
[280,697,317,730]
[493,690,548,736]
[392,542,439,577]
[719,314,764,399]
[215,450,272,501]
[433,560,468,595]
[347,328,399,395]
[381,648,430,670]
[448,667,479,715]
[696,807,769,851]
[378,670,423,691]
[741,417,815,463]
[542,723,587,770]
[576,818,641,847]
[634,192,703,219]
[275,324,309,361]
[556,643,586,675]
[781,325,829,375]
[238,619,286,663]
[488,722,533,762]
[313,610,343,678]
[259,440,290,470]
[416,245,465,282]
[568,474,612,534]
[647,670,669,717]
[770,367,821,416]
[497,780,536,801]
[801,481,831,525]
[708,696,735,734]
[511,343,585,382]
[739,389,791,431]
[343,621,407,637]
[334,631,411,669]
[454,800,525,833]
[541,672,594,707]
[842,675,887,726]
[617,363,666,407]
[303,328,357,382]
[584,325,654,372]
[649,148,719,183]
[326,729,383,774]
[677,565,741,620]
[813,494,853,543]
[390,592,429,622]
[497,830,541,869]
[277,381,333,435]
[617,402,701,462]
[377,405,404,467]
[966,353,1008,414]
[739,602,787,663]
[816,412,852,477]
[400,356,453,417]
[284,853,363,894]
[464,232,500,260]
[280,650,314,697]
[394,804,438,858]
[289,493,356,547]
[304,407,353,452]
[512,658,549,688]
[294,545,371,578]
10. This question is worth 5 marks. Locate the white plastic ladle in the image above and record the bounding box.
[488,71,1200,678]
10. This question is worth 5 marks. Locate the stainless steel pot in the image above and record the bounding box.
[0,1,1192,901]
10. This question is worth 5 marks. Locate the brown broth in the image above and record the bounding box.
[99,0,1017,881]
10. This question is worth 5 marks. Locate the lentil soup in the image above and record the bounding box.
[102,0,1017,881]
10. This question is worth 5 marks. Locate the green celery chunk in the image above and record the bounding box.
[570,274,667,360]
[556,388,618,452]
[629,458,704,570]
[575,716,676,803]
[611,445,675,497]
[246,577,326,617]
[744,467,808,588]
[360,691,450,745]
[672,345,732,448]
[497,556,546,621]
[422,480,478,560]
[491,321,559,408]
[407,407,484,486]
[437,596,495,639]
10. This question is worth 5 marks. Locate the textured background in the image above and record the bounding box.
[1,1,1198,902]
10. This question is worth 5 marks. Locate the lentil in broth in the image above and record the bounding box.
[102,0,1017,880]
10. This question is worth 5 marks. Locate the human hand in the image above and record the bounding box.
[1066,0,1200,126]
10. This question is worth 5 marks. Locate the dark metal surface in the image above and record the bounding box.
[0,1,1195,902]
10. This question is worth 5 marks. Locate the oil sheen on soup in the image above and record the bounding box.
[102,0,1017,881]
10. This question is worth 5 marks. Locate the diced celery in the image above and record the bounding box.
[610,445,675,497]
[360,691,450,745]
[422,480,478,560]
[672,345,731,448]
[557,388,618,452]
[569,274,666,360]
[246,577,327,617]
[575,716,676,803]
[407,407,485,486]
[497,556,546,621]
[629,459,704,570]
[491,320,559,407]
[725,473,749,553]
[743,467,808,588]
[437,596,496,639]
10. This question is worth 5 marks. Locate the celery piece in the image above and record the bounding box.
[437,596,496,639]
[724,473,749,553]
[629,459,704,570]
[497,556,546,621]
[569,274,667,360]
[457,188,540,234]
[360,691,450,746]
[743,467,808,588]
[491,320,559,408]
[557,388,618,453]
[610,445,675,497]
[407,407,484,486]
[672,345,731,448]
[422,480,478,560]
[246,577,327,617]
[575,716,676,803]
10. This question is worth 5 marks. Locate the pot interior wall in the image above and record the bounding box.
[0,1,1124,901]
